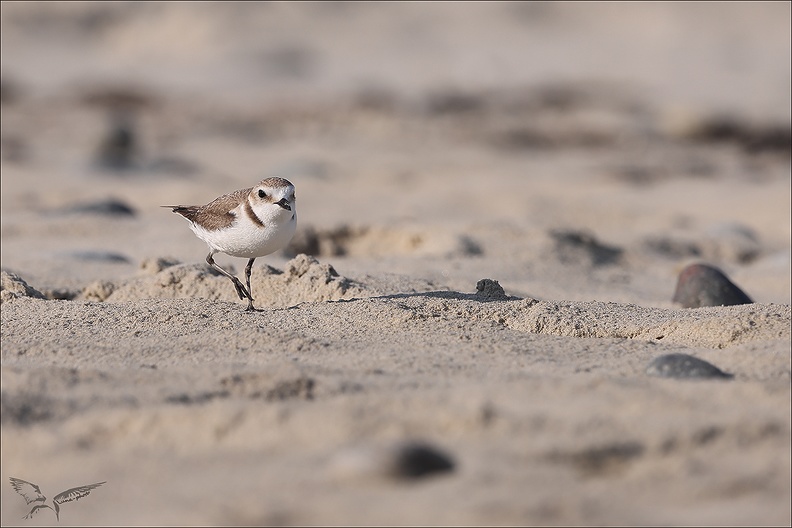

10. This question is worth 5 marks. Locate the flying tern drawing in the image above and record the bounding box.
[9,477,105,521]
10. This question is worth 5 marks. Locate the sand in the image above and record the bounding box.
[1,3,790,526]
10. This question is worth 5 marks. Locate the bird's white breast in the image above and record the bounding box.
[190,204,296,258]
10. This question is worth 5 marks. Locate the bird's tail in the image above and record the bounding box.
[163,205,200,221]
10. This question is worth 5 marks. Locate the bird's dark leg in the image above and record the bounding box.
[244,258,256,311]
[206,253,253,304]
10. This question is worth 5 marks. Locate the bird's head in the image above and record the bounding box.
[249,177,296,223]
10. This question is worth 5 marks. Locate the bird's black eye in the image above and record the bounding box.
[258,189,266,199]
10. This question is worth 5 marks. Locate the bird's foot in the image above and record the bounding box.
[232,278,252,301]
[244,293,262,311]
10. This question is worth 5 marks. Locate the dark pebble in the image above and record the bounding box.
[672,263,753,308]
[96,114,139,170]
[475,278,508,301]
[389,441,456,479]
[69,251,131,263]
[65,198,136,217]
[550,229,623,266]
[423,89,484,115]
[646,353,733,380]
[687,116,791,155]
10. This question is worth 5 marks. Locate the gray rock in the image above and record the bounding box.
[475,279,508,301]
[672,263,753,308]
[549,229,623,266]
[96,114,139,170]
[646,353,733,380]
[63,198,136,217]
[69,251,131,263]
[386,441,456,479]
[329,441,456,482]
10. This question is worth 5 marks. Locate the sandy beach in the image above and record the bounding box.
[1,3,790,526]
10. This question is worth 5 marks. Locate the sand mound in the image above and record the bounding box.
[0,270,46,303]
[102,254,368,307]
[310,292,789,350]
[72,254,445,308]
[504,299,790,348]
[6,264,788,351]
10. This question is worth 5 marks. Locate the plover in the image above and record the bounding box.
[164,177,297,310]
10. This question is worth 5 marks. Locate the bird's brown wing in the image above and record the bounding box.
[164,187,250,230]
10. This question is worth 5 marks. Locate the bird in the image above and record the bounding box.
[163,177,297,311]
[9,477,105,521]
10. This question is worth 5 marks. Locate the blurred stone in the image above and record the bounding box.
[672,263,753,308]
[644,236,701,259]
[388,441,456,479]
[39,288,79,301]
[0,75,21,104]
[550,229,623,266]
[81,86,156,110]
[424,89,485,115]
[63,198,136,217]
[354,85,399,111]
[0,136,28,163]
[452,235,483,257]
[259,44,316,80]
[265,377,315,401]
[328,440,456,482]
[68,251,131,263]
[646,224,761,264]
[646,353,733,380]
[96,113,139,170]
[704,223,761,263]
[685,115,791,155]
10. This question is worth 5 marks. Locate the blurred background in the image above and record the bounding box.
[1,1,790,303]
[2,2,790,113]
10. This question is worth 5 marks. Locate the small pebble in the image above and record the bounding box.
[329,440,456,482]
[64,198,136,217]
[68,251,130,263]
[550,229,623,266]
[96,113,139,170]
[475,278,508,301]
[672,263,753,308]
[646,353,733,380]
[388,441,456,479]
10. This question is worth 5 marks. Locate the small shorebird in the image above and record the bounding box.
[9,477,105,521]
[164,177,297,310]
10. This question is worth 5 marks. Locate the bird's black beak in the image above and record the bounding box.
[276,198,291,211]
